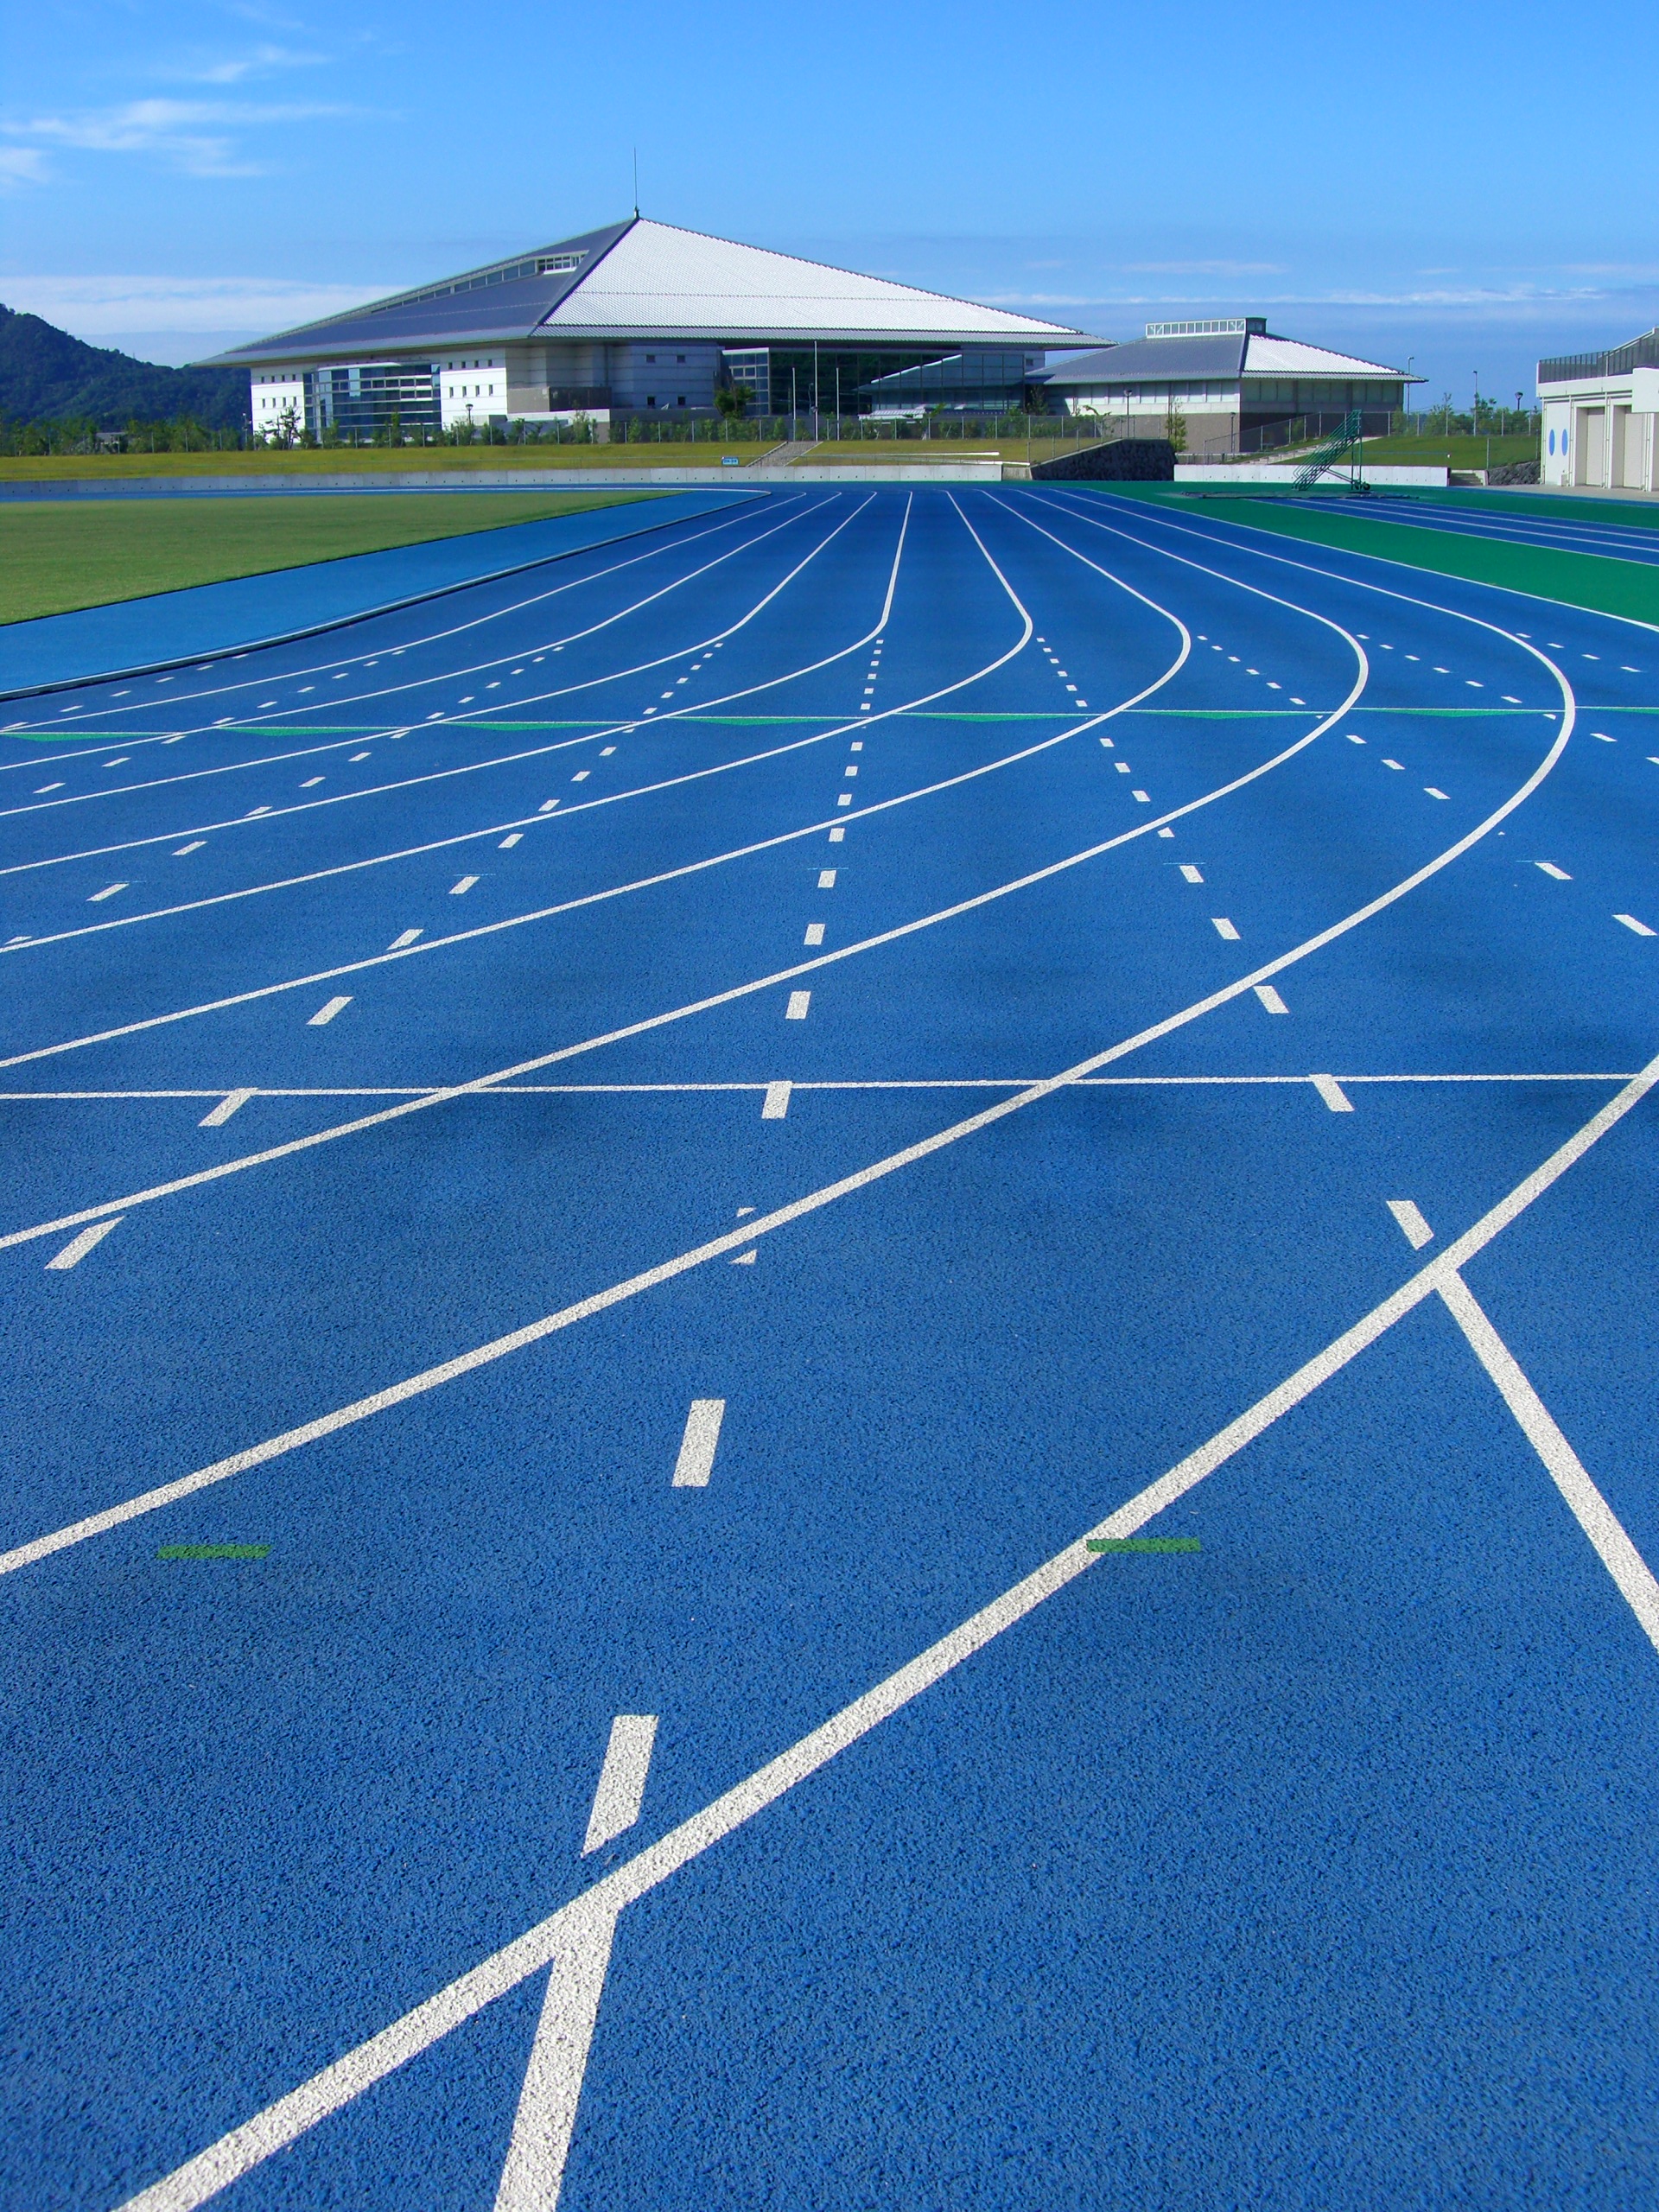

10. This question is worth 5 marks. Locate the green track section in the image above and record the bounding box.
[1145,493,1659,626]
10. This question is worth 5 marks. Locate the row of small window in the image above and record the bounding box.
[644,353,690,365]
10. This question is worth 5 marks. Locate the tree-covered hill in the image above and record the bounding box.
[0,305,246,429]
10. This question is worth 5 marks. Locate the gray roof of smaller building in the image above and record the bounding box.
[1034,335,1243,384]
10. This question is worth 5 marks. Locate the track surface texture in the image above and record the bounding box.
[4,486,1659,2211]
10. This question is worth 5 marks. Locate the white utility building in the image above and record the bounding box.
[1537,330,1659,491]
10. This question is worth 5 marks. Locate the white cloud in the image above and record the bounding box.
[159,42,328,86]
[1,96,351,178]
[0,273,381,339]
[0,146,48,188]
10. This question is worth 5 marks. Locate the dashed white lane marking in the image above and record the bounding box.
[35,782,65,792]
[1179,864,1204,883]
[46,1217,122,1270]
[88,883,127,902]
[828,826,845,842]
[571,772,590,783]
[538,800,560,813]
[389,930,423,950]
[762,1081,792,1120]
[1115,761,1131,773]
[836,793,852,808]
[1346,734,1365,744]
[1387,1198,1434,1249]
[730,1249,757,1266]
[1438,1272,1659,1656]
[1157,827,1174,838]
[582,1716,658,1854]
[1592,732,1616,743]
[1425,787,1449,800]
[499,834,522,849]
[785,990,811,1020]
[121,1058,1659,2212]
[308,996,351,1027]
[1310,1073,1353,1113]
[1382,758,1404,770]
[173,842,205,856]
[1254,984,1288,1014]
[843,765,859,778]
[1536,862,1571,880]
[450,877,479,895]
[1211,917,1239,940]
[301,778,324,789]
[200,1089,255,1128]
[803,923,825,946]
[1615,913,1656,937]
[1132,790,1150,803]
[671,1400,725,1490]
[817,869,837,888]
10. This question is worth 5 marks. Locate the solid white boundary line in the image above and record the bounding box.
[111,1040,1659,2212]
[491,1904,621,2212]
[1437,1272,1659,1651]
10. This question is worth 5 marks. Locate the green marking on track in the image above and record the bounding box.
[157,1542,270,1560]
[1087,1536,1201,1554]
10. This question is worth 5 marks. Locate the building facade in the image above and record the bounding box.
[1536,329,1659,491]
[215,218,1087,439]
[1030,320,1415,456]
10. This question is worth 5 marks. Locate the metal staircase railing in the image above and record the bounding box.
[1291,410,1366,492]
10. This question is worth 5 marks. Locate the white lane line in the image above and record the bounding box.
[803,923,825,946]
[1310,1073,1353,1113]
[730,1249,757,1266]
[1387,1198,1434,1249]
[388,929,422,950]
[1535,862,1571,880]
[173,842,205,856]
[307,997,351,1027]
[817,869,836,888]
[843,765,859,779]
[1211,917,1240,940]
[1438,1273,1659,1655]
[828,826,845,842]
[493,1904,621,2212]
[1179,864,1203,883]
[1132,789,1150,802]
[200,1090,255,1128]
[582,1716,658,1853]
[111,1052,1659,2212]
[671,1400,725,1489]
[761,1081,792,1120]
[449,877,479,896]
[499,834,522,849]
[1346,734,1365,745]
[1424,786,1449,800]
[1615,913,1656,936]
[301,778,324,789]
[88,883,127,903]
[46,1217,122,1270]
[1,499,863,881]
[1254,984,1288,1013]
[785,990,811,1020]
[1382,758,1404,770]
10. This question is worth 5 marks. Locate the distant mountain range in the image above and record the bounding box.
[0,305,246,427]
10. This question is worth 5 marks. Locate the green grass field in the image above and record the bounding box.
[1355,433,1538,470]
[0,488,660,625]
[0,445,777,484]
[1133,487,1659,626]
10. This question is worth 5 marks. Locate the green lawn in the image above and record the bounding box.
[0,445,778,484]
[1355,434,1538,470]
[0,488,661,625]
[1131,488,1659,626]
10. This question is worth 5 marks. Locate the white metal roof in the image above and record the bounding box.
[542,219,1079,342]
[1243,334,1406,379]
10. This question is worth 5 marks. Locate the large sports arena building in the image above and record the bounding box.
[207,216,1092,439]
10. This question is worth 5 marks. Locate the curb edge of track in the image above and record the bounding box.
[0,490,771,707]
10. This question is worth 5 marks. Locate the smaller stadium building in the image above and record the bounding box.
[204,217,1088,439]
[1030,319,1416,457]
[1536,328,1659,491]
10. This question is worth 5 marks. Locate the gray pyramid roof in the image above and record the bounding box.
[205,218,1089,365]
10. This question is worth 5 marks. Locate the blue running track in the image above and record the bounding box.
[3,483,1658,2210]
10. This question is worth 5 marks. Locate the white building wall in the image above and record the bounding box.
[437,351,509,429]
[251,370,306,441]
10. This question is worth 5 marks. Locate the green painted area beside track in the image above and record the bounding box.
[0,489,659,626]
[1124,489,1659,625]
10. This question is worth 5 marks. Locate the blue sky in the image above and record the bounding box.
[3,0,1656,403]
